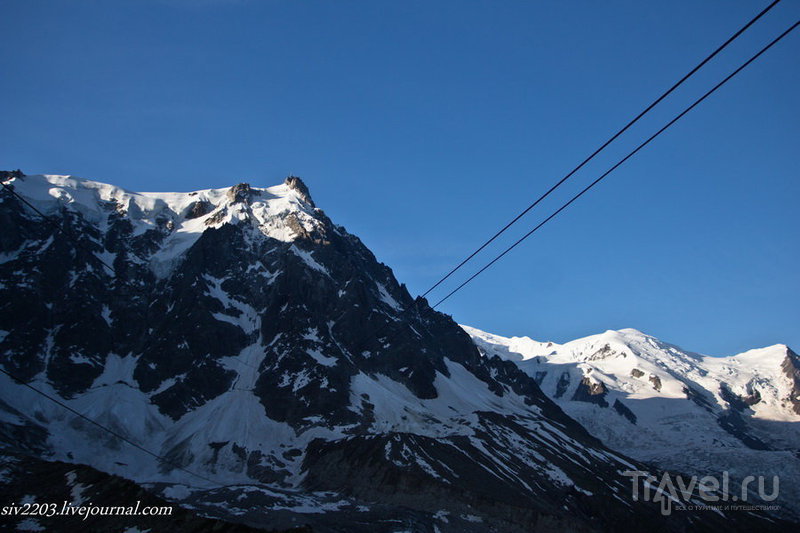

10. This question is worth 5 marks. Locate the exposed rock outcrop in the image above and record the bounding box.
[572,377,609,407]
[782,348,800,415]
[284,175,315,207]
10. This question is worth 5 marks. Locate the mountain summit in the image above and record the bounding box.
[464,324,800,520]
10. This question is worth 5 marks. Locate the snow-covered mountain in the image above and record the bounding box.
[464,325,800,520]
[0,171,792,532]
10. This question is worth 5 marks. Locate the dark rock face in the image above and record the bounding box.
[613,399,637,424]
[631,368,644,378]
[302,428,600,533]
[571,377,609,407]
[554,372,570,398]
[185,200,213,219]
[684,386,715,412]
[782,348,800,415]
[716,411,770,450]
[719,383,760,411]
[0,173,788,532]
[0,450,296,533]
[744,389,762,406]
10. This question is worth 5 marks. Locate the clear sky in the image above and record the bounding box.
[1,0,798,356]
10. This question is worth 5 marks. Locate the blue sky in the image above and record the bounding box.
[1,0,798,356]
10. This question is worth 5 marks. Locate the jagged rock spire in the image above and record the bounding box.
[284,175,315,208]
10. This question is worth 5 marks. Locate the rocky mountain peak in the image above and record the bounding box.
[782,347,800,415]
[284,175,315,208]
[0,169,25,181]
[225,182,260,204]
